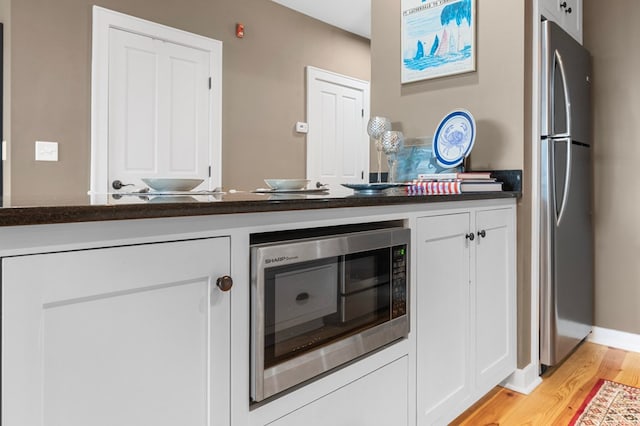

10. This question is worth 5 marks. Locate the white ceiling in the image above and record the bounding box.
[271,0,371,39]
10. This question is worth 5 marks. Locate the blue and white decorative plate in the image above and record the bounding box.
[433,109,476,168]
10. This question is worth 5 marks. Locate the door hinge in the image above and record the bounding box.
[208,77,212,90]
[361,171,364,180]
[361,109,364,117]
[208,166,212,177]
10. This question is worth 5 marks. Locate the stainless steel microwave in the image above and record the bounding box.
[250,226,410,402]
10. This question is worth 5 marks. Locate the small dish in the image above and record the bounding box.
[433,109,476,168]
[141,178,204,192]
[341,183,408,194]
[253,187,328,194]
[264,179,310,190]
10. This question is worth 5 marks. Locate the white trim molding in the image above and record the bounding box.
[530,0,542,391]
[588,327,640,353]
[502,362,543,395]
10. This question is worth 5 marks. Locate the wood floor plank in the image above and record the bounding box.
[615,350,640,386]
[452,342,640,425]
[450,388,524,426]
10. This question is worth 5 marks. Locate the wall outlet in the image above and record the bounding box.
[35,141,59,162]
[295,122,309,134]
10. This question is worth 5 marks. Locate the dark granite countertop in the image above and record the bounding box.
[0,171,522,227]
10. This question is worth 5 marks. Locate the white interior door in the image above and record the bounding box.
[109,28,210,190]
[306,67,370,188]
[91,7,223,194]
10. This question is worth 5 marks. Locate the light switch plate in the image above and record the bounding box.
[35,141,59,162]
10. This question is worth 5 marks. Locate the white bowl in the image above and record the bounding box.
[264,179,310,190]
[141,178,204,192]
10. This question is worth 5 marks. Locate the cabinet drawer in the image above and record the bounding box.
[267,356,408,426]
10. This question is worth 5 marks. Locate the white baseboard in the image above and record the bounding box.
[501,328,640,396]
[501,363,542,395]
[588,326,640,353]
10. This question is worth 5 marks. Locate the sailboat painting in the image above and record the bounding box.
[401,0,475,83]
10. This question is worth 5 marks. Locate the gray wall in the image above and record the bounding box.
[6,0,370,198]
[584,1,640,335]
[371,0,532,367]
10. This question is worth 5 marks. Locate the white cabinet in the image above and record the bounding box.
[415,207,516,425]
[540,0,583,43]
[415,212,474,424]
[267,357,408,426]
[474,209,517,392]
[1,237,231,426]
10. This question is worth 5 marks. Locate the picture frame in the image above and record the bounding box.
[401,0,476,83]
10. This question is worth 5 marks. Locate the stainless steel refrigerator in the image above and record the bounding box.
[540,20,594,367]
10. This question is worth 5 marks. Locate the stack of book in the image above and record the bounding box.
[406,172,503,195]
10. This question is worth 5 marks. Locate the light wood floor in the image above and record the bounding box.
[451,342,640,425]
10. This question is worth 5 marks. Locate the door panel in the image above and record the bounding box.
[109,29,159,175]
[165,43,210,175]
[475,208,516,392]
[268,357,408,426]
[109,28,210,189]
[319,89,338,178]
[2,238,231,426]
[315,81,364,185]
[553,144,593,362]
[340,93,361,179]
[307,68,369,188]
[43,283,209,426]
[416,213,472,424]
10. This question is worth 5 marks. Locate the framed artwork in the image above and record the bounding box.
[401,0,476,83]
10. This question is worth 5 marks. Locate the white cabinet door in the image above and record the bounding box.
[540,0,583,43]
[2,238,231,426]
[416,213,473,426]
[474,208,517,394]
[416,204,516,425]
[267,357,408,426]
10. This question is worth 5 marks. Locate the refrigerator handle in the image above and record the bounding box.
[553,49,573,226]
[555,137,572,226]
[553,50,572,137]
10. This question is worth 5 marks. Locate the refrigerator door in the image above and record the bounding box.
[541,20,592,144]
[540,141,594,366]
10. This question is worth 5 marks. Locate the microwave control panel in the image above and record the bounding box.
[391,245,408,319]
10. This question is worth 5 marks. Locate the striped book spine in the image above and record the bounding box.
[406,181,462,195]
